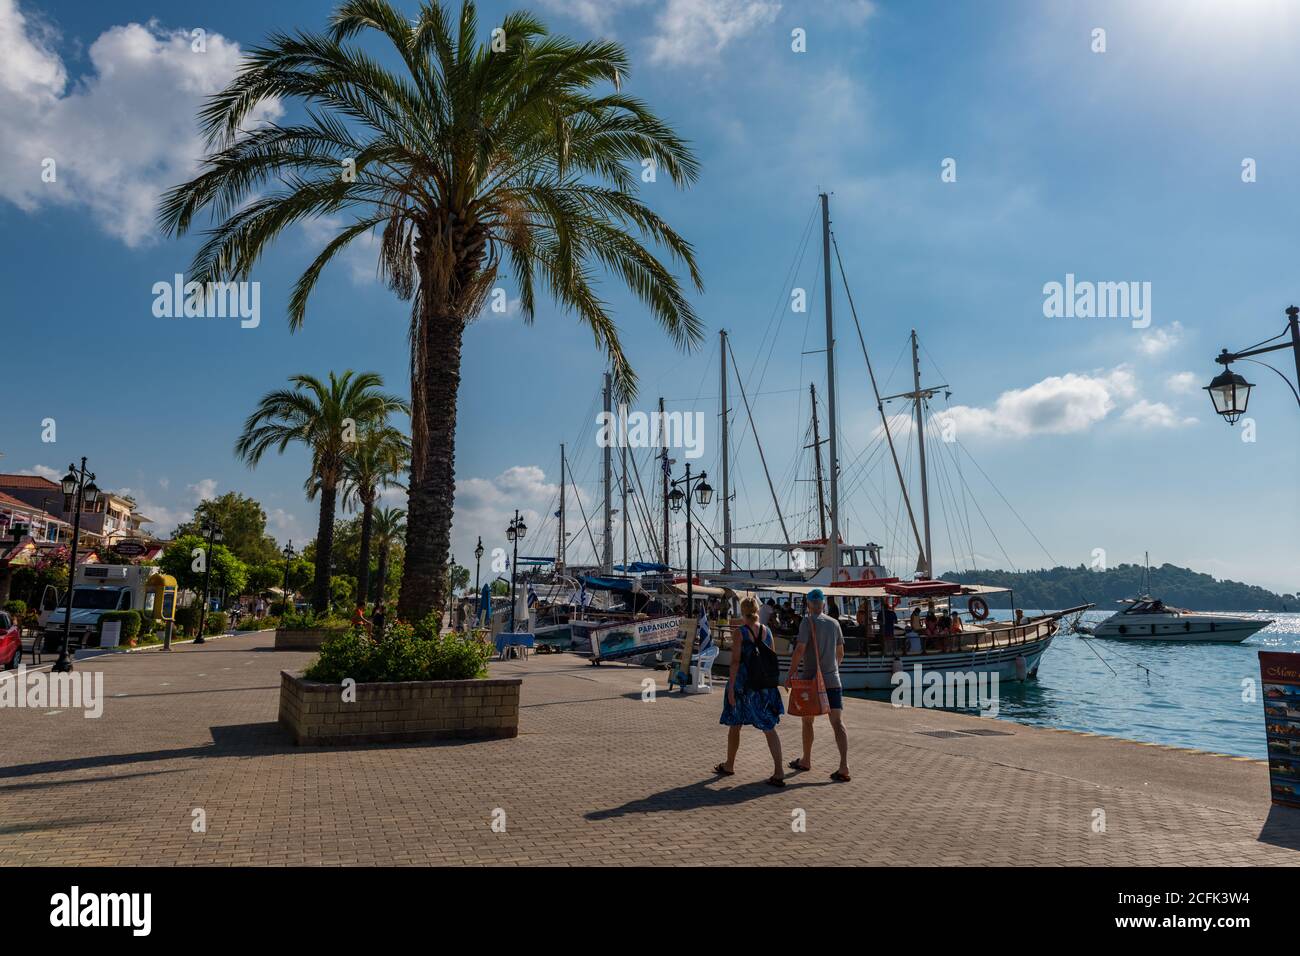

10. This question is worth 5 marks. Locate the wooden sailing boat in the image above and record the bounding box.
[711,193,1090,691]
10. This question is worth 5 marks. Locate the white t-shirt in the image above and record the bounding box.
[758,603,774,628]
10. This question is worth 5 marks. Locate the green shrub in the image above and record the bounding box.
[138,615,157,635]
[303,620,492,685]
[174,606,201,636]
[99,610,141,641]
[3,599,27,616]
[279,608,350,631]
[204,611,228,634]
[237,615,277,631]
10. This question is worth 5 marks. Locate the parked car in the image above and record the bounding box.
[0,611,20,669]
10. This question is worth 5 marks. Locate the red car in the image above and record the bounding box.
[0,611,21,669]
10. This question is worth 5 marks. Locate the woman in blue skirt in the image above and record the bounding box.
[715,597,786,786]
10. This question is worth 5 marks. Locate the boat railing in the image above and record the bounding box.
[713,616,1055,656]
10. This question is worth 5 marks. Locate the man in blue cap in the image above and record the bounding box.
[785,588,850,781]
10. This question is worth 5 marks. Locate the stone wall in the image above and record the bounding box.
[278,670,522,746]
[273,628,341,651]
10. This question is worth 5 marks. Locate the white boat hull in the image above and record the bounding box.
[1090,614,1268,643]
[714,633,1055,692]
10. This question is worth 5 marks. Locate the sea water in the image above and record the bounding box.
[851,609,1300,759]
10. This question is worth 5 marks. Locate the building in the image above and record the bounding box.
[0,474,155,548]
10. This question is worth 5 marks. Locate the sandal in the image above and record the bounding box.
[788,759,810,772]
[714,763,735,776]
[829,770,852,783]
[766,775,786,787]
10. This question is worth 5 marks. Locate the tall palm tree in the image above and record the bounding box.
[340,425,410,608]
[159,0,703,620]
[370,507,406,606]
[236,371,407,612]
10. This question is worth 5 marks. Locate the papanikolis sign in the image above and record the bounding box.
[1259,651,1300,809]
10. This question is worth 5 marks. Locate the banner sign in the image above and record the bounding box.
[1259,651,1300,809]
[113,539,147,557]
[588,615,681,662]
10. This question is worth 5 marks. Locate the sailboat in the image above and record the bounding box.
[712,193,1090,691]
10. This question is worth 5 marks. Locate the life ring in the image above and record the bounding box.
[968,596,989,621]
[888,596,900,609]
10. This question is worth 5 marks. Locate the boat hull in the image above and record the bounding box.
[714,634,1055,692]
[1089,616,1268,643]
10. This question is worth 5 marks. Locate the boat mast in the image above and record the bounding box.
[659,396,670,566]
[807,382,828,540]
[621,413,628,573]
[602,372,613,574]
[820,192,840,576]
[558,443,566,572]
[720,328,733,572]
[911,330,933,579]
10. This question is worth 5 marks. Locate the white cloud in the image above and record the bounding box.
[647,0,781,66]
[941,366,1137,439]
[1138,321,1184,357]
[266,507,305,544]
[1120,399,1197,429]
[535,0,650,34]
[15,464,61,481]
[0,2,281,246]
[188,478,217,502]
[113,486,189,532]
[1165,371,1198,394]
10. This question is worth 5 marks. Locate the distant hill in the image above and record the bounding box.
[941,564,1296,612]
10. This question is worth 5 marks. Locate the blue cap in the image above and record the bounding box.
[807,588,825,603]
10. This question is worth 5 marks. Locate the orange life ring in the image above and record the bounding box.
[968,596,990,620]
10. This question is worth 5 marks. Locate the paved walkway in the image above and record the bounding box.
[1,630,1297,865]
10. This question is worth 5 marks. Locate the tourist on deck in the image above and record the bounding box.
[826,598,841,621]
[759,598,776,630]
[716,597,786,787]
[785,588,851,783]
[881,600,898,654]
[909,607,923,634]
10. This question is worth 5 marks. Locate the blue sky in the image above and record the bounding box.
[0,0,1296,594]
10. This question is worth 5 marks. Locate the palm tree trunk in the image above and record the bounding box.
[357,498,375,609]
[375,549,388,606]
[398,305,464,622]
[313,483,337,613]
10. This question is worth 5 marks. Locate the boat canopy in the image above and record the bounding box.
[670,582,758,600]
[614,561,670,573]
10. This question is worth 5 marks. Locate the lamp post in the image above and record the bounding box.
[668,463,713,617]
[279,540,294,614]
[193,520,223,645]
[474,536,484,627]
[53,459,99,673]
[506,512,526,633]
[446,553,456,627]
[1206,305,1300,424]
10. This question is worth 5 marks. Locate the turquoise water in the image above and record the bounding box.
[855,609,1300,759]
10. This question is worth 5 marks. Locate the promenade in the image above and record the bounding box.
[1,629,1297,866]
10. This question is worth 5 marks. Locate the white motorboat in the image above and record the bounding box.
[1086,596,1271,643]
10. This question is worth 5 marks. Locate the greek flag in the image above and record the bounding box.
[696,608,712,653]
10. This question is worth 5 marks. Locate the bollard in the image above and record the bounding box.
[163,620,174,652]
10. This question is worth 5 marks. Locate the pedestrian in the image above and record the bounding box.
[785,588,850,782]
[758,597,776,630]
[371,603,386,641]
[351,603,372,637]
[715,596,786,787]
[881,599,898,653]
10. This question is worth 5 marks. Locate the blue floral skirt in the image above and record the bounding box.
[720,661,784,732]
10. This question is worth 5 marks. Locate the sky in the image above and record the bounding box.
[0,0,1297,595]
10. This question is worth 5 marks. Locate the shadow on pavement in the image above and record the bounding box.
[586,774,830,820]
[1258,805,1300,851]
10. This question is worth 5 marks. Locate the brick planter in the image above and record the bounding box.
[278,670,522,746]
[274,628,344,651]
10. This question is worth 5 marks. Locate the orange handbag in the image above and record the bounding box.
[786,625,830,717]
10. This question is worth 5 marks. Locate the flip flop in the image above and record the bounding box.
[714,763,735,776]
[830,770,852,783]
[787,759,810,772]
[766,775,786,787]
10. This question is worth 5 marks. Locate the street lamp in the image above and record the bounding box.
[1206,305,1300,424]
[53,458,98,673]
[473,536,484,623]
[668,464,712,617]
[279,540,294,615]
[193,520,223,645]
[506,512,526,632]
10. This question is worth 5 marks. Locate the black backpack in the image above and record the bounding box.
[743,624,780,690]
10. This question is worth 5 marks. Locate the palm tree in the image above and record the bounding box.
[236,371,407,612]
[159,0,703,620]
[340,425,410,608]
[370,507,406,606]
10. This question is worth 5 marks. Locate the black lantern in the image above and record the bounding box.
[1204,364,1253,425]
